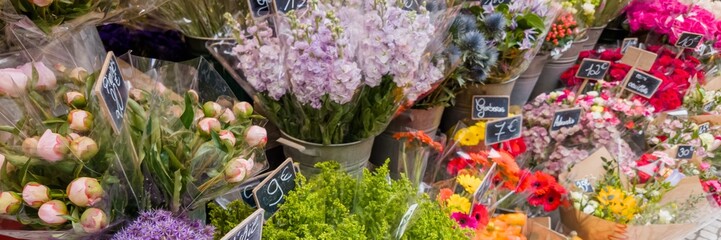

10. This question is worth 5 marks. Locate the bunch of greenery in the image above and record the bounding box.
[208,200,255,239]
[264,162,467,239]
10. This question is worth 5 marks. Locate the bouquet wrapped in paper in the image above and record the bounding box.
[0,27,141,239]
[119,55,268,214]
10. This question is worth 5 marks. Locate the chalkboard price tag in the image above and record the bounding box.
[481,0,512,6]
[704,102,715,113]
[675,32,704,49]
[248,0,272,18]
[221,209,264,240]
[273,0,306,14]
[94,52,128,134]
[550,108,582,131]
[574,178,594,193]
[401,0,420,11]
[253,158,297,219]
[621,38,638,53]
[675,145,694,159]
[575,59,611,81]
[699,122,710,134]
[485,115,522,146]
[472,95,509,120]
[624,69,662,98]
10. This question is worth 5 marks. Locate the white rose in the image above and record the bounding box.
[583,205,596,214]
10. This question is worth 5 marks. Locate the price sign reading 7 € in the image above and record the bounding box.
[485,115,523,146]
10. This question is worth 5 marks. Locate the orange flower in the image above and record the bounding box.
[438,188,453,203]
[393,131,443,152]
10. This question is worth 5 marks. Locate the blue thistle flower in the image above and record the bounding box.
[446,45,462,65]
[452,14,478,35]
[457,31,486,53]
[484,13,506,34]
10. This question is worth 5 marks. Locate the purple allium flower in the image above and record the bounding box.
[112,210,214,240]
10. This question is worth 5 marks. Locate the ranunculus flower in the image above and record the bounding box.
[80,208,108,233]
[67,177,103,207]
[219,109,236,124]
[69,67,88,83]
[197,118,221,135]
[18,62,56,90]
[0,192,21,214]
[224,157,254,183]
[202,101,223,118]
[38,200,68,225]
[0,68,28,97]
[70,137,99,160]
[22,182,50,208]
[65,91,86,108]
[219,130,236,146]
[68,110,94,133]
[244,125,267,147]
[22,137,39,157]
[36,129,69,162]
[233,102,253,118]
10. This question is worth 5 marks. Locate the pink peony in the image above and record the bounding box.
[0,68,28,97]
[66,177,104,207]
[17,62,56,90]
[38,200,68,225]
[36,129,68,162]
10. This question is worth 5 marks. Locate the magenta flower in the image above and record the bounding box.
[451,212,478,229]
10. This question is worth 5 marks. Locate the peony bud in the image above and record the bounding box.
[22,137,39,157]
[187,90,199,104]
[244,126,267,148]
[224,157,254,183]
[18,62,56,91]
[69,67,88,83]
[197,118,221,135]
[38,200,68,225]
[70,137,99,161]
[0,154,14,173]
[53,63,66,73]
[68,110,94,133]
[219,109,236,124]
[80,208,108,233]
[67,177,103,207]
[203,101,224,118]
[233,102,253,118]
[64,91,86,108]
[129,88,146,102]
[36,129,69,162]
[22,182,50,208]
[0,192,21,215]
[219,130,236,146]
[0,68,28,97]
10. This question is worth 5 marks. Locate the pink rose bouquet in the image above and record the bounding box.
[626,0,721,48]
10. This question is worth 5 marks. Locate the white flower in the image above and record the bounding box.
[582,3,596,15]
[700,133,714,147]
[570,192,584,201]
[658,209,673,224]
[583,204,596,214]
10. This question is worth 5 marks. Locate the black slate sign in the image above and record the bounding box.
[675,32,704,49]
[481,0,512,6]
[551,108,582,131]
[253,158,296,219]
[625,69,662,98]
[94,52,128,134]
[621,38,638,54]
[574,178,594,193]
[575,59,611,81]
[401,0,420,11]
[676,145,694,159]
[704,102,715,113]
[248,0,272,18]
[221,209,264,240]
[699,122,710,134]
[273,0,306,13]
[485,115,522,146]
[472,95,509,120]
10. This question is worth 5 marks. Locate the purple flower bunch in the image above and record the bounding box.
[112,210,214,240]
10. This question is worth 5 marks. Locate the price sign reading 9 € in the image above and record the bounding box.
[485,115,523,146]
[94,52,128,134]
[253,158,297,219]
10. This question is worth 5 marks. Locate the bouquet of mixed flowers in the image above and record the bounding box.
[0,27,140,238]
[625,0,721,49]
[217,0,459,145]
[562,0,629,29]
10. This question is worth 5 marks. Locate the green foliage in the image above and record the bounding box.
[263,162,466,239]
[208,200,256,240]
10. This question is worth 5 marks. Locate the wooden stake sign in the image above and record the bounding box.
[253,158,297,219]
[221,209,264,240]
[471,95,510,120]
[94,51,128,134]
[574,59,611,97]
[618,47,658,97]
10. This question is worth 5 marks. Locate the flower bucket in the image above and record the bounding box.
[277,131,374,178]
[439,78,517,132]
[369,105,445,178]
[581,25,607,51]
[510,52,550,105]
[531,37,588,98]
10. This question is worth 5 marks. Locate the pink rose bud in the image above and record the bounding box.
[244,126,267,148]
[22,137,39,157]
[203,101,224,118]
[219,109,236,124]
[69,67,88,83]
[53,63,66,73]
[30,0,53,7]
[64,91,86,108]
[18,62,56,91]
[70,137,99,161]
[80,208,108,233]
[67,177,103,207]
[22,182,50,208]
[0,68,28,97]
[36,129,69,162]
[233,102,253,118]
[197,118,221,135]
[38,200,68,225]
[224,157,254,183]
[68,110,94,133]
[0,192,21,215]
[219,130,236,146]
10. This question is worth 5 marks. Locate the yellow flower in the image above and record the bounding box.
[590,105,604,113]
[457,174,482,194]
[597,187,624,206]
[453,122,487,146]
[446,194,471,214]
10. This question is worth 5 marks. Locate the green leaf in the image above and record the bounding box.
[519,14,545,31]
[180,93,195,129]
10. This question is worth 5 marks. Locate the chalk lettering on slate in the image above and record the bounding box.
[675,32,704,49]
[574,179,594,193]
[625,70,662,98]
[621,38,638,53]
[676,145,694,159]
[481,0,511,6]
[274,0,306,13]
[485,115,522,145]
[699,123,710,134]
[221,209,264,240]
[551,108,582,131]
[401,0,420,11]
[472,96,509,120]
[248,0,271,18]
[95,52,128,134]
[253,159,296,219]
[576,59,611,81]
[704,102,714,113]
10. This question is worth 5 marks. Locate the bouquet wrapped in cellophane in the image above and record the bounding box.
[212,0,460,145]
[0,27,142,239]
[154,0,247,39]
[119,54,268,215]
